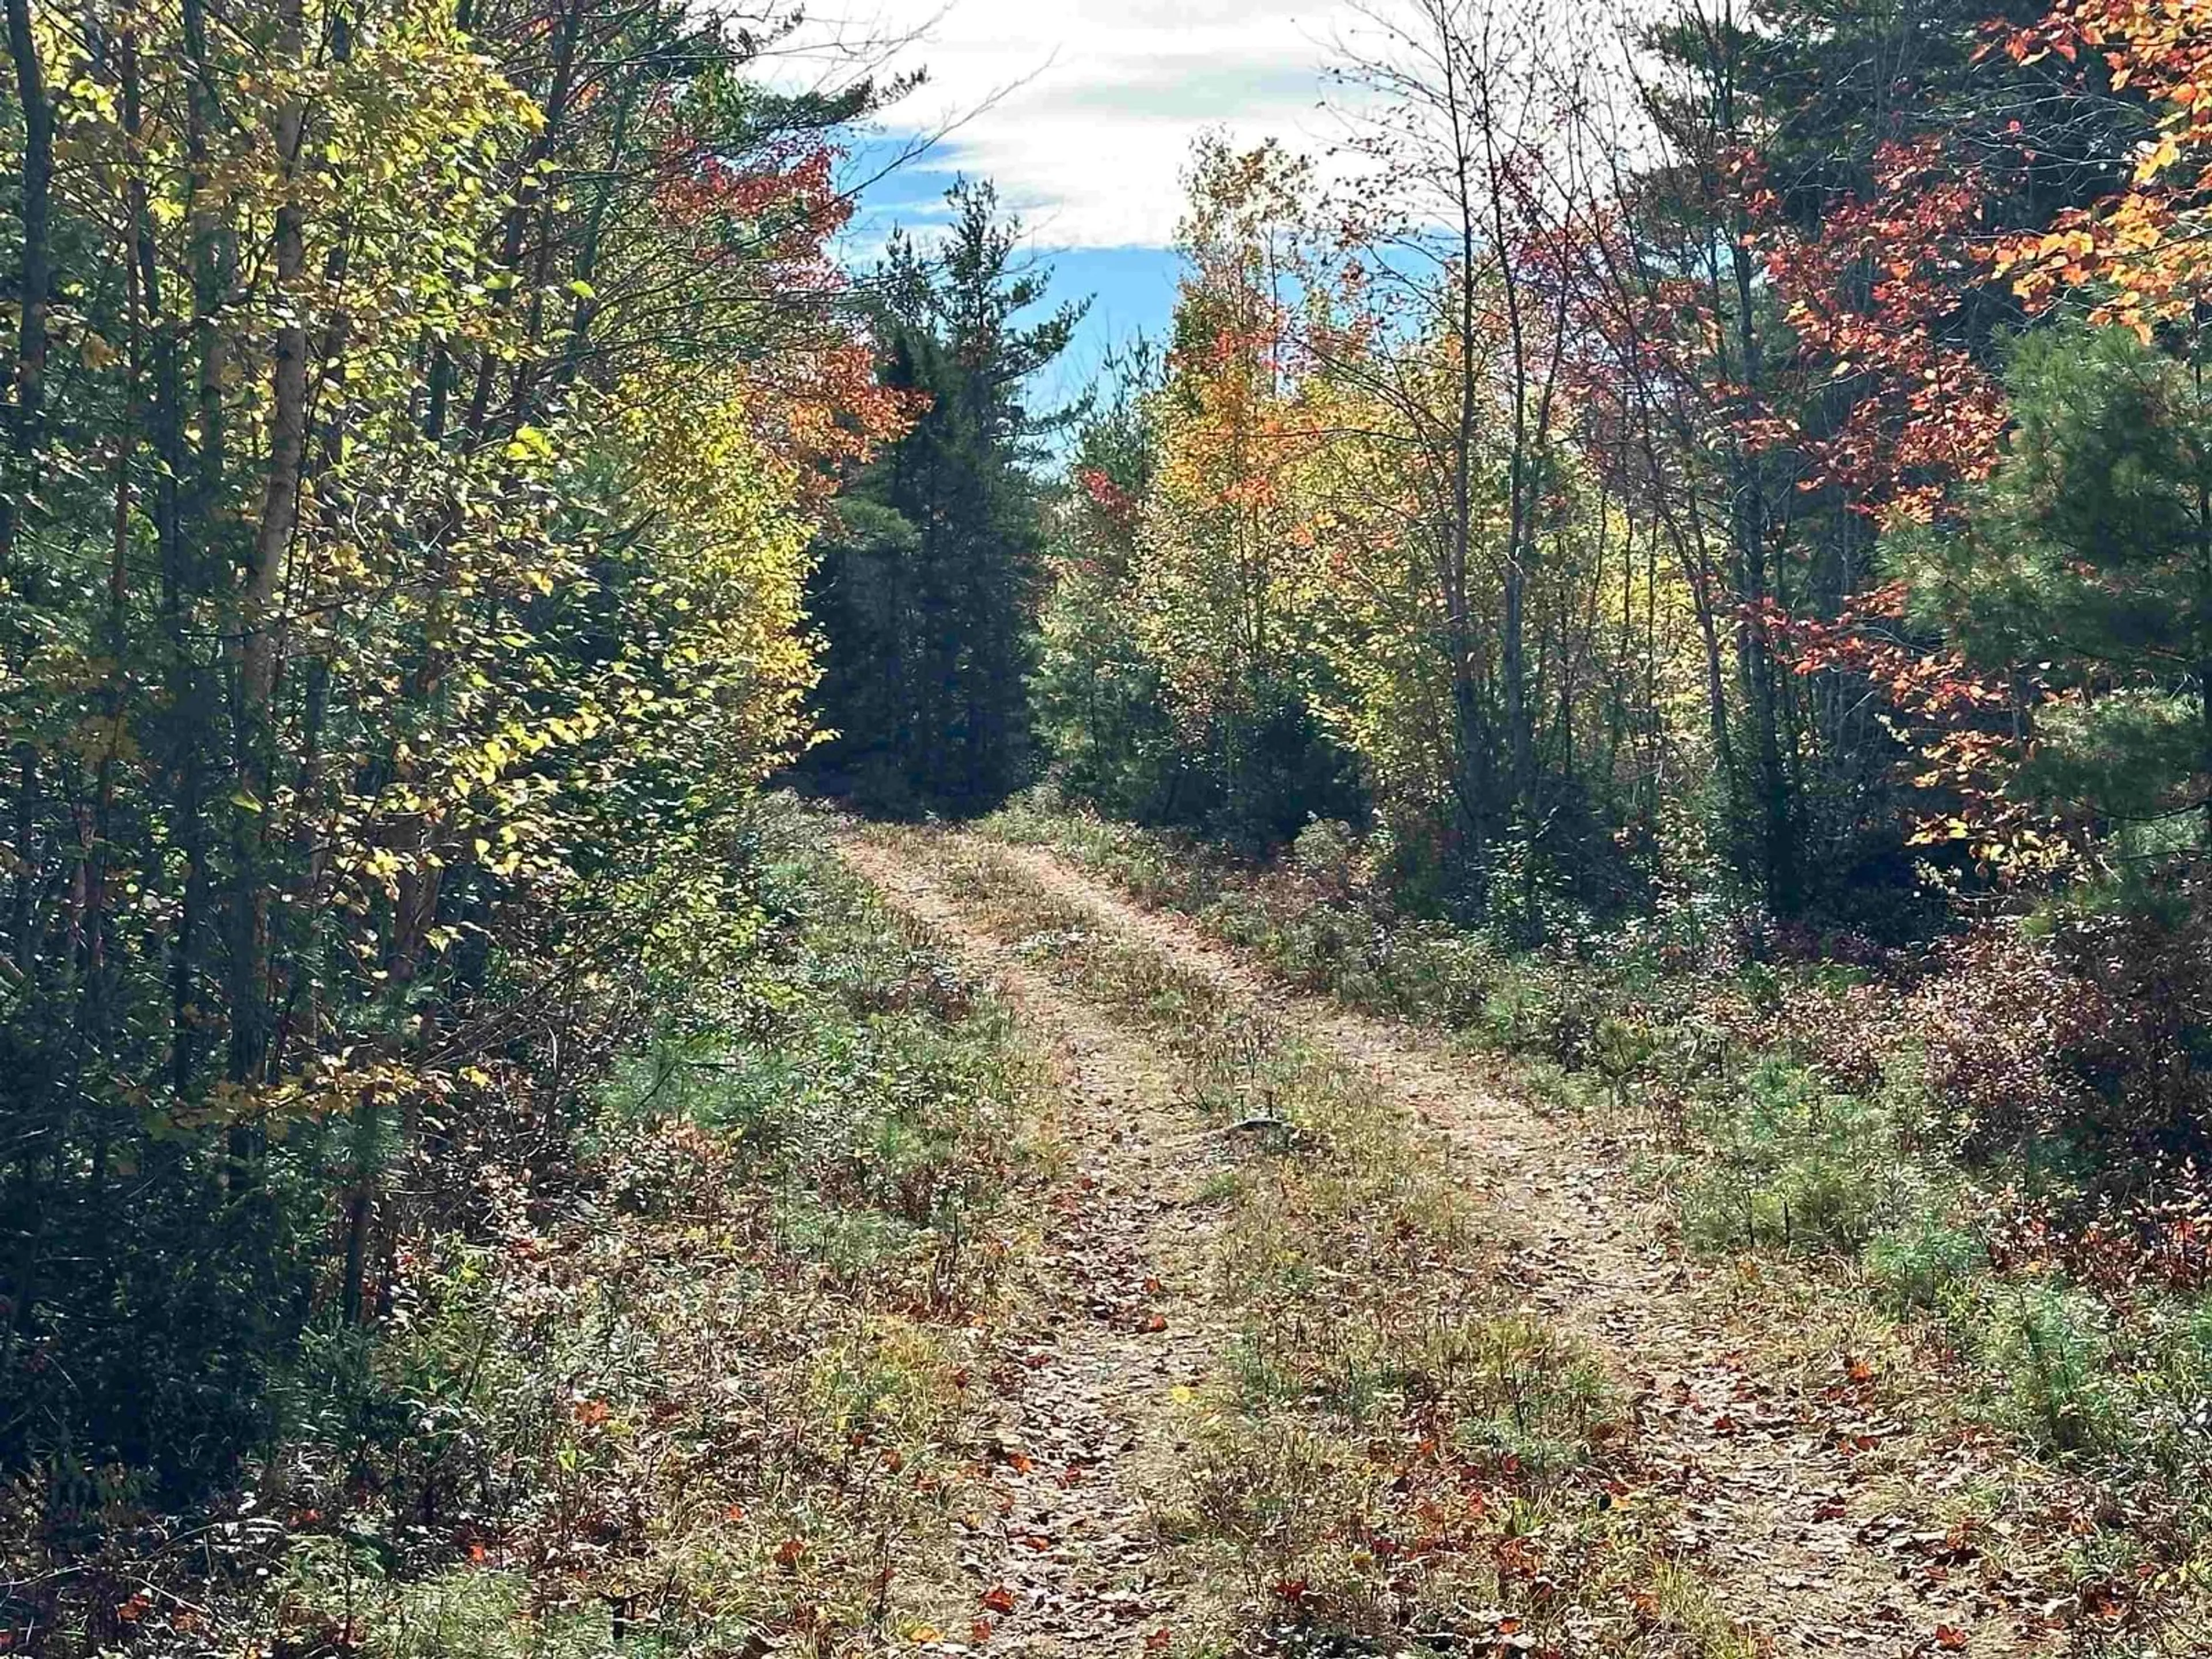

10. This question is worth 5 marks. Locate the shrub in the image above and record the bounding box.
[1913,927,2107,1156]
[1289,817,1363,899]
[1994,1283,2122,1456]
[1915,906,2212,1174]
[1683,1058,1918,1255]
[2049,900,2212,1159]
[1479,959,1601,1069]
[1866,1212,1988,1313]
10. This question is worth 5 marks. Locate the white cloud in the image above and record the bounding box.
[849,0,1366,249]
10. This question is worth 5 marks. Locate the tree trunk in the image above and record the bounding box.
[3,0,55,569]
[230,0,312,1093]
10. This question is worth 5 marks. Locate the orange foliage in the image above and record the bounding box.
[1993,0,2212,331]
[1758,139,2012,525]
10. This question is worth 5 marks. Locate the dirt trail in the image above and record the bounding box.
[924,832,2050,1659]
[843,839,1229,1656]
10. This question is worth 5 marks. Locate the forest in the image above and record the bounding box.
[1,0,2210,1654]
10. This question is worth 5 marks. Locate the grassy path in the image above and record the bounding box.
[843,838,1232,1654]
[848,824,2061,1658]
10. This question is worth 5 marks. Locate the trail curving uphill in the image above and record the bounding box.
[849,827,2058,1658]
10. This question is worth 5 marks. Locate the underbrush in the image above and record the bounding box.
[902,828,1755,1657]
[982,798,2212,1645]
[4,803,1045,1657]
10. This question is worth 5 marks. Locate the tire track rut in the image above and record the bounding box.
[944,833,2056,1659]
[843,837,1229,1656]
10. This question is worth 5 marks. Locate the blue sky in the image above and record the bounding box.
[842,148,1184,411]
[821,1,1371,403]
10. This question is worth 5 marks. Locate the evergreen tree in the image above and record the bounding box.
[810,181,1085,811]
[1032,342,1198,823]
[1891,324,2212,850]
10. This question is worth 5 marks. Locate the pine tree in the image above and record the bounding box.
[810,181,1085,811]
[1889,324,2212,850]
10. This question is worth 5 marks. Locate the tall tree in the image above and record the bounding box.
[811,179,1084,811]
[0,0,902,1502]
